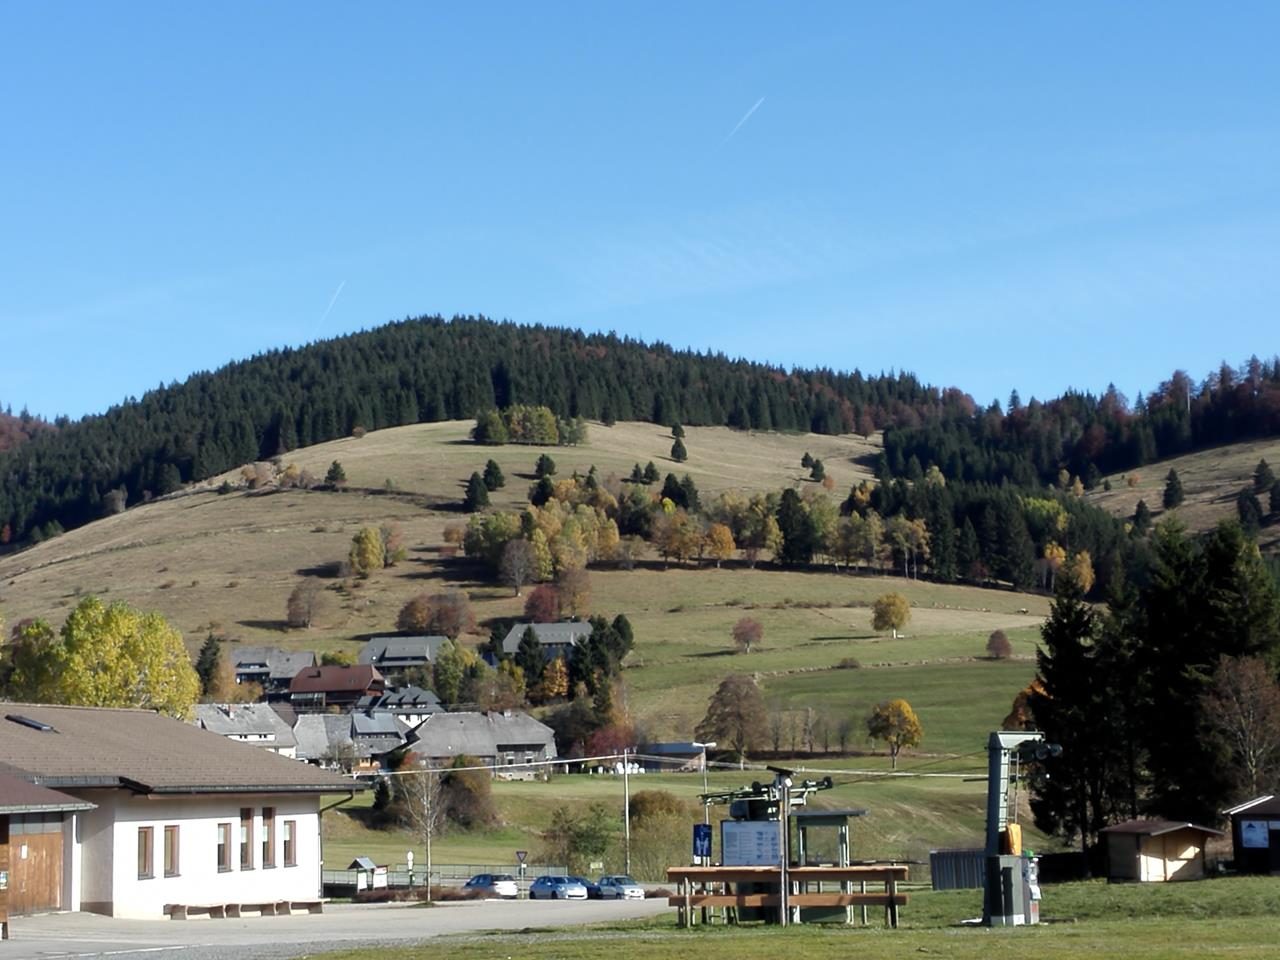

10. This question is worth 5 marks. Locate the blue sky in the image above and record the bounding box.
[3,3,1278,420]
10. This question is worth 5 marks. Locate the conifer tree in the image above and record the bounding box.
[643,461,660,484]
[483,459,505,491]
[464,472,490,512]
[671,437,688,463]
[325,460,347,487]
[1255,459,1275,493]
[1162,468,1184,509]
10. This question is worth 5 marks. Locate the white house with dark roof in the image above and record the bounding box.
[0,704,359,919]
[355,685,442,727]
[193,703,298,757]
[499,621,592,660]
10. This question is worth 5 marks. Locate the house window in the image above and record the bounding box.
[240,807,254,870]
[283,819,297,867]
[137,826,154,879]
[217,822,231,872]
[262,807,276,868]
[164,825,180,877]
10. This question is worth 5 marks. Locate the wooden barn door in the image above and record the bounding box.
[9,832,62,915]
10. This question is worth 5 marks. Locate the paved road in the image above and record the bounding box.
[0,898,669,960]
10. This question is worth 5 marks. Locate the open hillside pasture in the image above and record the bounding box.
[1,420,1052,871]
[1088,436,1280,549]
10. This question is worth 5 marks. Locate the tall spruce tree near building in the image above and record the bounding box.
[1163,468,1184,509]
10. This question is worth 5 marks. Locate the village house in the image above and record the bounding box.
[0,704,359,920]
[289,664,385,712]
[402,710,557,777]
[356,636,448,682]
[637,741,707,773]
[498,621,592,661]
[355,685,442,728]
[232,647,317,699]
[293,711,410,775]
[193,703,299,757]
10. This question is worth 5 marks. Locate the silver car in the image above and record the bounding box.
[529,875,588,900]
[598,874,645,899]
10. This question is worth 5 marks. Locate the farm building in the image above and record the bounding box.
[1100,819,1222,882]
[1223,795,1280,874]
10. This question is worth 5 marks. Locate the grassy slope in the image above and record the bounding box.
[1088,436,1280,548]
[0,419,1051,871]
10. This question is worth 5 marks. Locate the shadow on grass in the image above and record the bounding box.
[237,619,290,632]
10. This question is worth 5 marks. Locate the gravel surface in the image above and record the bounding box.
[0,898,669,960]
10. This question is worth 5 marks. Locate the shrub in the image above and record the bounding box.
[836,657,862,670]
[987,629,1012,660]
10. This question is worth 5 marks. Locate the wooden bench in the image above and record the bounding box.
[166,903,228,919]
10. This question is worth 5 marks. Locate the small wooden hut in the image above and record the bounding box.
[1100,819,1222,883]
[1223,795,1280,874]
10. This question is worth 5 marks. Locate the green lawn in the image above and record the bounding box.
[310,877,1280,960]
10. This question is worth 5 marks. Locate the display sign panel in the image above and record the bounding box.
[721,819,781,866]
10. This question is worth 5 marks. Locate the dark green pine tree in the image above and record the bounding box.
[1132,499,1152,536]
[195,634,221,696]
[515,627,546,687]
[775,488,815,566]
[629,463,644,484]
[529,475,555,507]
[535,454,557,478]
[671,437,688,463]
[1162,469,1184,509]
[996,500,1036,589]
[1254,459,1275,493]
[801,452,814,469]
[325,460,347,487]
[1270,481,1280,517]
[464,472,490,512]
[956,517,983,581]
[643,461,660,484]
[671,422,685,439]
[1237,487,1264,534]
[482,458,505,491]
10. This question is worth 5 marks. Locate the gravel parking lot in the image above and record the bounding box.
[0,897,668,960]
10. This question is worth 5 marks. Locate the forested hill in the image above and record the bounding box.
[0,316,934,544]
[2,314,1278,549]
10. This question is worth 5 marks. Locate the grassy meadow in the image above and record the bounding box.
[1088,436,1280,549]
[1,419,1056,874]
[311,877,1280,960]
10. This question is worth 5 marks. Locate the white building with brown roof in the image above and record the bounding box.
[0,704,360,920]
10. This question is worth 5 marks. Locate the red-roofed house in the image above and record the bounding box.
[289,664,385,711]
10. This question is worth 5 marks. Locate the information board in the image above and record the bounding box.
[721,819,781,866]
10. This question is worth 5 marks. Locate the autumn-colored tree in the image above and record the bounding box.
[321,649,355,667]
[8,596,198,718]
[1042,541,1067,592]
[732,617,763,654]
[529,528,554,581]
[396,594,433,632]
[524,583,562,623]
[419,590,476,639]
[557,566,592,618]
[539,655,570,701]
[986,629,1012,660]
[704,523,736,567]
[476,660,526,712]
[871,593,910,638]
[1202,655,1280,799]
[348,526,385,577]
[695,674,767,763]
[1066,550,1095,594]
[865,698,923,769]
[381,523,407,566]
[286,580,320,628]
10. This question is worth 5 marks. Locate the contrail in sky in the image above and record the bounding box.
[725,97,765,141]
[319,280,346,325]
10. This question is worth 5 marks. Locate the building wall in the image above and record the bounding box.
[1106,834,1141,881]
[72,792,321,919]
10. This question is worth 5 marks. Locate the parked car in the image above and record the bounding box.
[529,875,588,900]
[598,875,645,900]
[569,875,602,899]
[464,873,519,899]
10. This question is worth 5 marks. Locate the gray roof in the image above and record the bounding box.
[0,704,357,794]
[294,713,407,762]
[407,711,556,761]
[358,636,449,668]
[232,646,317,682]
[194,703,298,748]
[292,714,353,762]
[500,622,593,656]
